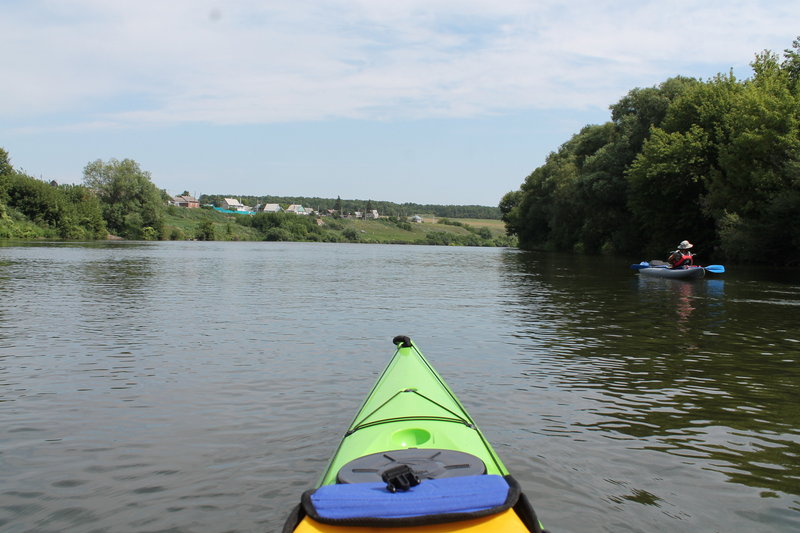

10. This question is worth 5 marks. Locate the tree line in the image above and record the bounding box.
[501,38,800,265]
[199,194,501,219]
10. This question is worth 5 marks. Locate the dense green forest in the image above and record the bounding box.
[199,194,501,219]
[501,39,800,265]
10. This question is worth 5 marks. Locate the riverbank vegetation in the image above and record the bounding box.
[162,206,513,246]
[0,149,510,246]
[0,153,107,240]
[501,39,800,265]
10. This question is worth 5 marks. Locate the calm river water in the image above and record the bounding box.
[1,241,798,532]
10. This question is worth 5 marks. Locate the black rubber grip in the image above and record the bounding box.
[392,335,412,347]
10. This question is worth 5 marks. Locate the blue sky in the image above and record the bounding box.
[2,1,798,206]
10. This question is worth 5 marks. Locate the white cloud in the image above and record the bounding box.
[2,0,798,129]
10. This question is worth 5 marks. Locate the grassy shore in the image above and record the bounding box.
[1,204,512,246]
[163,207,513,246]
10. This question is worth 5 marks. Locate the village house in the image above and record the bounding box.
[285,204,308,215]
[260,203,282,213]
[221,198,245,211]
[172,195,199,208]
[348,209,379,220]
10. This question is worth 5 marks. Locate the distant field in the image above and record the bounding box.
[447,218,506,232]
[341,217,509,242]
[341,218,471,242]
[162,207,513,245]
[421,217,507,237]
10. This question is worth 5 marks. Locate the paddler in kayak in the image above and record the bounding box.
[668,240,695,268]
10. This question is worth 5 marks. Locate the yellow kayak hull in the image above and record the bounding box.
[294,508,530,532]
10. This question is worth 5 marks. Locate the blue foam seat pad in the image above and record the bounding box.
[310,475,510,520]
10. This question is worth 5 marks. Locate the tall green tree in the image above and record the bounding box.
[61,184,107,239]
[0,147,13,176]
[713,52,800,261]
[0,147,13,211]
[83,158,165,239]
[626,125,716,255]
[782,35,800,89]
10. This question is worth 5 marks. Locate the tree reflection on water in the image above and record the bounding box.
[501,250,800,499]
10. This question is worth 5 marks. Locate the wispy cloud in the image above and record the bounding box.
[3,0,798,129]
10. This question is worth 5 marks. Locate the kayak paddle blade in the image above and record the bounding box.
[704,265,725,273]
[630,262,650,270]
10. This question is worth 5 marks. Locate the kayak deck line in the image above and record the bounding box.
[346,388,477,436]
[347,415,476,435]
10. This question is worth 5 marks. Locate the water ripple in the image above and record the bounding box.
[0,243,798,532]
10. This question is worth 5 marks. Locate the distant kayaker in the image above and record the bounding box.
[668,240,694,268]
